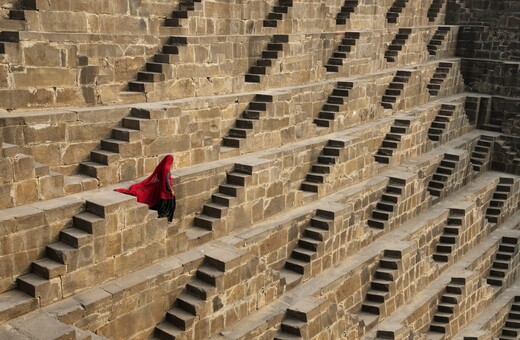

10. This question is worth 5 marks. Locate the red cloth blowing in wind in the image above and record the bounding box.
[115,155,174,208]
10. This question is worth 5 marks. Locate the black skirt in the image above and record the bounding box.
[151,196,176,222]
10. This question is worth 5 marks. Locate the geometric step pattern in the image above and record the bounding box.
[222,94,273,148]
[486,236,519,287]
[485,177,515,226]
[0,29,21,54]
[300,139,347,193]
[263,0,293,27]
[427,62,454,96]
[427,104,456,142]
[274,299,321,339]
[16,207,103,304]
[79,110,146,185]
[429,277,467,333]
[386,0,409,23]
[427,153,460,198]
[284,210,334,277]
[128,36,188,92]
[427,0,446,22]
[470,135,493,172]
[154,263,223,339]
[324,32,360,73]
[432,209,464,263]
[313,81,354,127]
[245,35,289,83]
[361,249,402,315]
[384,28,412,62]
[164,0,203,27]
[192,165,252,232]
[367,178,406,229]
[499,296,520,340]
[374,119,411,164]
[380,70,412,109]
[336,0,360,25]
[428,26,451,56]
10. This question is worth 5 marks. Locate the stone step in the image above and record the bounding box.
[303,226,328,242]
[176,292,204,315]
[310,216,332,230]
[375,267,396,281]
[59,227,92,248]
[186,278,217,300]
[166,306,196,330]
[280,318,305,336]
[196,266,223,287]
[0,290,37,324]
[291,247,316,262]
[154,321,183,339]
[211,192,236,207]
[285,257,308,275]
[31,258,66,280]
[366,289,388,303]
[362,300,382,314]
[371,278,391,292]
[298,232,323,250]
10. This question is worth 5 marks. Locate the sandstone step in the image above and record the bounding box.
[285,258,308,275]
[280,318,305,336]
[362,300,382,314]
[299,236,322,251]
[155,321,183,340]
[17,273,56,298]
[72,212,105,234]
[368,217,387,229]
[196,266,223,287]
[379,257,399,269]
[211,192,237,207]
[366,289,388,302]
[291,247,316,262]
[371,279,391,292]
[375,267,396,281]
[303,226,328,243]
[60,228,92,248]
[193,214,220,230]
[0,290,37,324]
[166,307,196,330]
[176,293,204,315]
[31,258,66,280]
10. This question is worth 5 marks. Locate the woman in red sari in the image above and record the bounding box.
[115,155,176,222]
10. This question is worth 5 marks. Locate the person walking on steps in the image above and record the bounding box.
[115,155,176,222]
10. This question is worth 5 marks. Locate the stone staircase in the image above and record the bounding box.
[164,0,203,27]
[274,297,326,339]
[263,0,294,28]
[487,236,519,287]
[429,277,467,333]
[154,263,223,339]
[386,0,409,24]
[367,178,406,229]
[222,94,273,148]
[374,119,411,164]
[499,297,520,340]
[427,62,454,96]
[428,26,451,56]
[300,139,347,193]
[324,32,360,73]
[384,29,412,62]
[432,209,464,262]
[427,0,446,22]
[485,177,515,226]
[427,104,456,141]
[313,81,354,127]
[245,35,289,83]
[282,210,334,283]
[427,153,461,199]
[469,135,493,172]
[15,207,103,306]
[361,250,402,315]
[380,70,412,109]
[191,165,253,239]
[336,0,360,25]
[128,36,188,93]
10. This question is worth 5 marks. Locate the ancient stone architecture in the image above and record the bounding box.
[0,0,519,339]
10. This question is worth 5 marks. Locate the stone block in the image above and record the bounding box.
[23,43,63,67]
[13,180,38,206]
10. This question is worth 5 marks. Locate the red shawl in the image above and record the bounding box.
[115,155,174,207]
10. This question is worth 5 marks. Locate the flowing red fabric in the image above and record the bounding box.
[115,155,174,207]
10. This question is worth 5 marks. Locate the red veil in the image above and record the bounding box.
[115,155,174,207]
